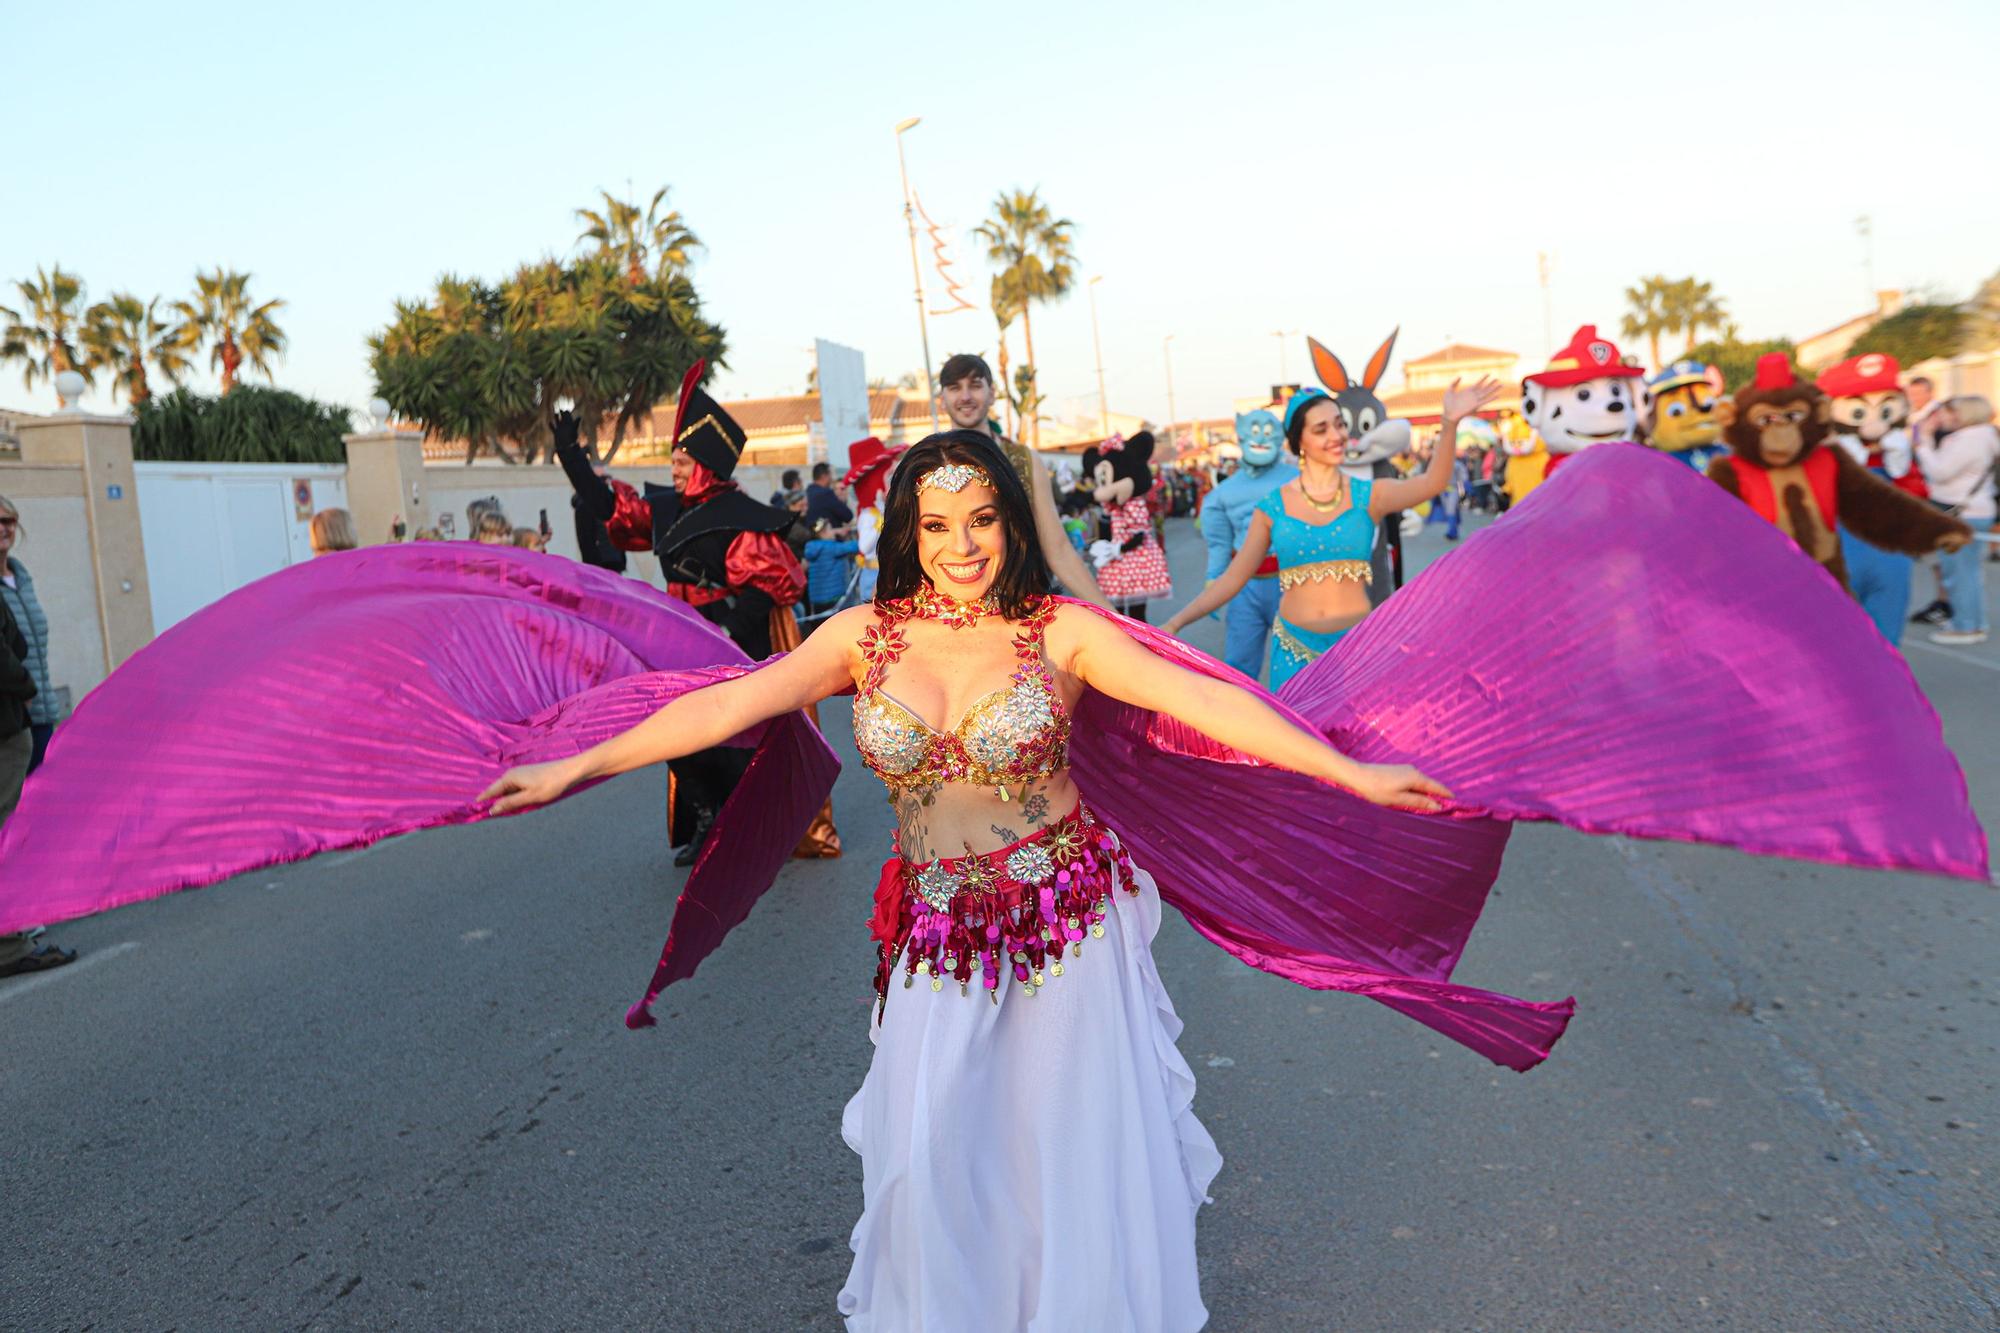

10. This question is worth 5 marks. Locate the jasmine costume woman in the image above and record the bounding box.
[0,428,1985,1328]
[1164,378,1500,687]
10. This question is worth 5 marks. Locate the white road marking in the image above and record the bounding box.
[0,940,140,1004]
[1905,640,2000,674]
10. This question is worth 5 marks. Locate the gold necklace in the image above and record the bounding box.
[1299,475,1348,512]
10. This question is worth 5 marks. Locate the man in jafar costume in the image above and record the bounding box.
[556,360,839,863]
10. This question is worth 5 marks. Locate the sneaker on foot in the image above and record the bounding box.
[1928,629,1989,645]
[1910,600,1953,625]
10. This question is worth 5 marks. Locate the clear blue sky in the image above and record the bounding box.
[7,0,1997,427]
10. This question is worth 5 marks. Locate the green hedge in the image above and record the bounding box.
[133,386,353,464]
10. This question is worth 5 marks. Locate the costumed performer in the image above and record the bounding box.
[1519,325,1650,477]
[1643,359,1727,472]
[1308,331,1417,602]
[1197,407,1294,678]
[554,364,832,860]
[841,437,905,601]
[1499,420,1549,510]
[937,351,1113,610]
[1164,377,1501,688]
[1083,431,1174,621]
[1818,353,1927,641]
[1706,354,1969,615]
[4,438,1990,1328]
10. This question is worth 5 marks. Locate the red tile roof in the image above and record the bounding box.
[1404,342,1516,365]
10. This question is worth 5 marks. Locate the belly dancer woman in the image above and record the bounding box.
[1165,377,1500,687]
[480,430,1449,1330]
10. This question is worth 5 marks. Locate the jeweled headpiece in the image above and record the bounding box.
[916,462,992,494]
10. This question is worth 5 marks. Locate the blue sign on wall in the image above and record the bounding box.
[106,484,124,500]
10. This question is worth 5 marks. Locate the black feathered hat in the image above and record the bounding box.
[670,359,748,480]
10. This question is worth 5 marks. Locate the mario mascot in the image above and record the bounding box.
[1818,353,1926,640]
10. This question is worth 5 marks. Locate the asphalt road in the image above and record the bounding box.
[4,507,1996,1332]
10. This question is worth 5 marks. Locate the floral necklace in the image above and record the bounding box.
[912,580,998,630]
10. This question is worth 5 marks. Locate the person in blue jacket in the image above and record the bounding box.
[802,514,860,618]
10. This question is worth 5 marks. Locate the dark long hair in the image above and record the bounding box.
[874,430,1053,618]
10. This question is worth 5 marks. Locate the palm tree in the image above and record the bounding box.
[173,269,287,393]
[1664,278,1729,357]
[1620,275,1672,369]
[576,186,702,286]
[991,273,1021,436]
[83,294,192,405]
[2,264,93,404]
[975,189,1077,446]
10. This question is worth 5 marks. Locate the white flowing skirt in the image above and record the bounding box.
[838,862,1222,1332]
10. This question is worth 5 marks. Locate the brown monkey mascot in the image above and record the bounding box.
[1706,353,1969,590]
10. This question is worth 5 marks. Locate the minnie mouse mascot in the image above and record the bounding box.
[1083,430,1174,621]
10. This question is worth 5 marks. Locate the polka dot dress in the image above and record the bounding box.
[1098,497,1173,603]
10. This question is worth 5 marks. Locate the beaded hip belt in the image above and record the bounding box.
[1278,559,1372,590]
[870,803,1135,1016]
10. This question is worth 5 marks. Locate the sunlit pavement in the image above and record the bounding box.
[3,513,1994,1330]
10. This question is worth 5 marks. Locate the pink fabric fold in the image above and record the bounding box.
[0,546,839,1016]
[0,446,1981,1073]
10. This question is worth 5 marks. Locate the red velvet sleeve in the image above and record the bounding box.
[727,531,807,607]
[605,478,654,551]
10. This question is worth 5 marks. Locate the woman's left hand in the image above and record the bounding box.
[1441,377,1503,423]
[1346,762,1454,813]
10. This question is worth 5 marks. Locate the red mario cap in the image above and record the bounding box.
[1815,352,1902,398]
[1524,325,1646,387]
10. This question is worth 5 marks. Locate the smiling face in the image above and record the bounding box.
[0,501,16,559]
[1828,389,1908,444]
[1234,409,1282,468]
[917,479,1006,599]
[670,449,695,489]
[1521,375,1648,454]
[941,373,996,432]
[1294,398,1348,467]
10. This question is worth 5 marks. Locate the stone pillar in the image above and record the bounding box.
[342,429,430,545]
[17,413,155,671]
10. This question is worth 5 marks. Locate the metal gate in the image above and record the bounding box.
[134,462,348,632]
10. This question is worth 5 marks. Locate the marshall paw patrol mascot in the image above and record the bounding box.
[1816,352,1926,640]
[1200,408,1297,677]
[1520,325,1650,477]
[1645,359,1727,470]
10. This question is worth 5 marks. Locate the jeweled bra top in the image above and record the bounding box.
[1257,477,1376,588]
[853,594,1071,800]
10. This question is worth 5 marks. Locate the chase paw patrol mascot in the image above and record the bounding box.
[1818,353,1925,640]
[1200,408,1297,676]
[1520,325,1650,476]
[1645,359,1727,471]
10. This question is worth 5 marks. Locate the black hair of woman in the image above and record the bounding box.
[874,429,1054,618]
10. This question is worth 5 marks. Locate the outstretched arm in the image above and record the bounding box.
[1371,378,1501,516]
[1834,449,1972,554]
[1025,452,1112,608]
[1163,510,1272,633]
[1051,607,1450,811]
[480,605,866,813]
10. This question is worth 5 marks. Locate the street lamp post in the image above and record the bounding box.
[1088,276,1109,437]
[894,117,940,432]
[1272,328,1299,386]
[1162,334,1178,455]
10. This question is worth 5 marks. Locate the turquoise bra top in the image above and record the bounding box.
[1256,478,1376,568]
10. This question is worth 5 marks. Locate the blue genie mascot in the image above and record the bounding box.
[1200,407,1297,678]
